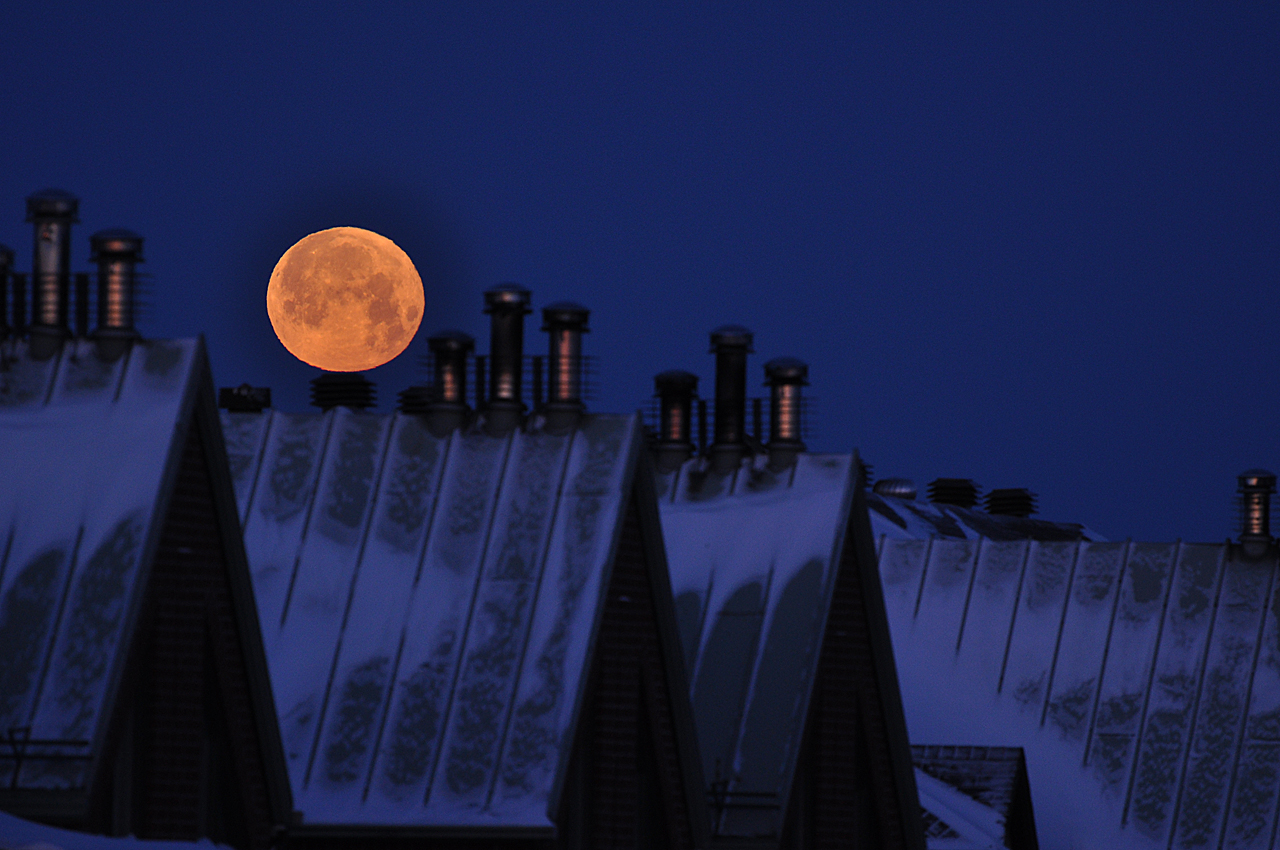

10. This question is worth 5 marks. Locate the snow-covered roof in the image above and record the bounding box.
[880,536,1280,849]
[868,493,1104,542]
[913,745,1033,850]
[221,409,642,833]
[0,810,230,850]
[655,452,856,838]
[0,337,202,790]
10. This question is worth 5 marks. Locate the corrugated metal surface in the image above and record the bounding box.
[880,537,1280,850]
[0,338,201,790]
[655,453,855,838]
[221,409,640,830]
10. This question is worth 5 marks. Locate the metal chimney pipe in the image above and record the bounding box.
[26,189,78,359]
[653,370,698,472]
[425,329,474,436]
[709,324,753,473]
[1238,469,1276,559]
[483,284,531,436]
[541,301,589,434]
[89,229,144,361]
[764,357,808,471]
[0,244,11,340]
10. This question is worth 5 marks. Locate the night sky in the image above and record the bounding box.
[2,4,1276,543]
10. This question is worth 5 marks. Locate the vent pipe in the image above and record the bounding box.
[483,284,531,436]
[709,324,753,473]
[653,370,698,472]
[1238,469,1275,559]
[541,302,589,434]
[986,488,1038,518]
[0,244,11,340]
[928,478,980,509]
[26,189,78,359]
[764,357,807,471]
[310,372,375,411]
[425,329,474,435]
[873,478,917,500]
[90,229,144,361]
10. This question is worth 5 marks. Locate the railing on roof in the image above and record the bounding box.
[2,727,91,789]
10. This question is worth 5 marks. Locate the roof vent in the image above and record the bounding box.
[764,357,807,471]
[397,386,431,414]
[1238,469,1275,559]
[89,229,144,361]
[928,478,980,509]
[0,244,12,339]
[653,370,698,472]
[219,384,272,412]
[873,478,918,500]
[26,189,79,359]
[483,284,531,436]
[985,488,1038,518]
[541,301,589,434]
[709,324,753,473]
[310,372,375,411]
[423,329,474,435]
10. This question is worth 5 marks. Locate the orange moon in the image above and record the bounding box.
[266,227,424,372]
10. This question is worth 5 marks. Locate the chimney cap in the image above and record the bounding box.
[427,329,475,352]
[90,229,144,260]
[655,369,698,393]
[764,356,809,385]
[541,301,590,330]
[709,324,754,351]
[483,283,531,313]
[1240,469,1277,489]
[26,189,79,221]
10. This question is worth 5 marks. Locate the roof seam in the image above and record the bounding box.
[278,410,338,628]
[996,540,1033,696]
[238,411,276,528]
[1082,540,1132,767]
[40,347,66,407]
[954,536,984,655]
[109,343,134,404]
[25,525,86,733]
[1039,542,1083,727]
[913,537,934,620]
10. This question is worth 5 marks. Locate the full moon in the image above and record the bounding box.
[266,227,424,372]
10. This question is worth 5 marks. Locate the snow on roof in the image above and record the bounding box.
[868,493,1105,543]
[0,810,230,850]
[0,338,201,791]
[914,768,1005,850]
[221,409,640,831]
[654,452,855,838]
[912,745,1029,850]
[880,537,1280,850]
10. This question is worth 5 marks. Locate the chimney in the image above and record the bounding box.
[541,301,589,434]
[709,324,753,473]
[1238,469,1275,559]
[424,329,474,435]
[986,488,1038,518]
[928,478,980,509]
[653,370,698,472]
[89,229,144,361]
[483,284,531,436]
[873,478,918,500]
[764,357,808,471]
[0,244,11,340]
[26,189,78,359]
[310,372,375,411]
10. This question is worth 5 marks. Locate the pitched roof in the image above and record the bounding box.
[222,409,649,833]
[912,745,1037,850]
[0,338,204,789]
[867,493,1102,542]
[880,537,1280,850]
[0,809,229,850]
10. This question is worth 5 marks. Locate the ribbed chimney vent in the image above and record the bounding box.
[310,372,375,411]
[483,284,531,435]
[424,329,474,435]
[653,370,698,472]
[541,301,589,434]
[874,478,918,500]
[986,488,1038,518]
[709,324,753,473]
[764,356,807,470]
[0,244,12,339]
[90,229,144,361]
[26,189,79,359]
[219,384,272,412]
[1238,469,1275,558]
[928,478,980,509]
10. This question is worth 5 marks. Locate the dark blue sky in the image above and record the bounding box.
[2,4,1276,543]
